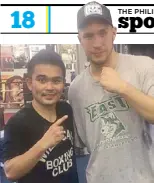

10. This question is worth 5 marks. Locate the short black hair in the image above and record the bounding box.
[27,49,66,78]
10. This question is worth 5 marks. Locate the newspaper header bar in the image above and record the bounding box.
[1,4,154,43]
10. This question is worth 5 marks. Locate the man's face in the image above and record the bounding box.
[27,64,64,106]
[10,78,23,102]
[78,20,117,65]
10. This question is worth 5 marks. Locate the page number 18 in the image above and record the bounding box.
[11,11,35,28]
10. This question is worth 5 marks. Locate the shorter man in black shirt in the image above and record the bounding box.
[3,49,79,183]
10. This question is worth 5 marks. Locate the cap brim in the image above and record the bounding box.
[78,14,112,29]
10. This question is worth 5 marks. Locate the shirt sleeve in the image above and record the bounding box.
[68,85,86,150]
[2,119,24,162]
[141,58,154,139]
[142,58,154,97]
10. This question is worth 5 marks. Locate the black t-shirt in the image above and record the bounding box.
[3,101,79,183]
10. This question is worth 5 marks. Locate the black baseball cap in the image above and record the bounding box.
[77,1,113,30]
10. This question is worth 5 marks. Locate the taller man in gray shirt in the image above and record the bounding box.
[68,1,154,183]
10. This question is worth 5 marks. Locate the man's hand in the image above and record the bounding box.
[100,67,127,94]
[3,115,68,181]
[39,115,68,150]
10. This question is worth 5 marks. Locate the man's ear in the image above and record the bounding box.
[112,27,117,41]
[78,34,81,43]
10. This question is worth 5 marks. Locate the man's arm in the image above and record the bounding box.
[4,116,67,181]
[4,141,47,181]
[120,82,154,123]
[100,66,154,123]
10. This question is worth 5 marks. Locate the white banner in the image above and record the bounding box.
[1,2,154,43]
[1,34,154,44]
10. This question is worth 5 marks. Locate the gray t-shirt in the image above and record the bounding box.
[68,54,154,183]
